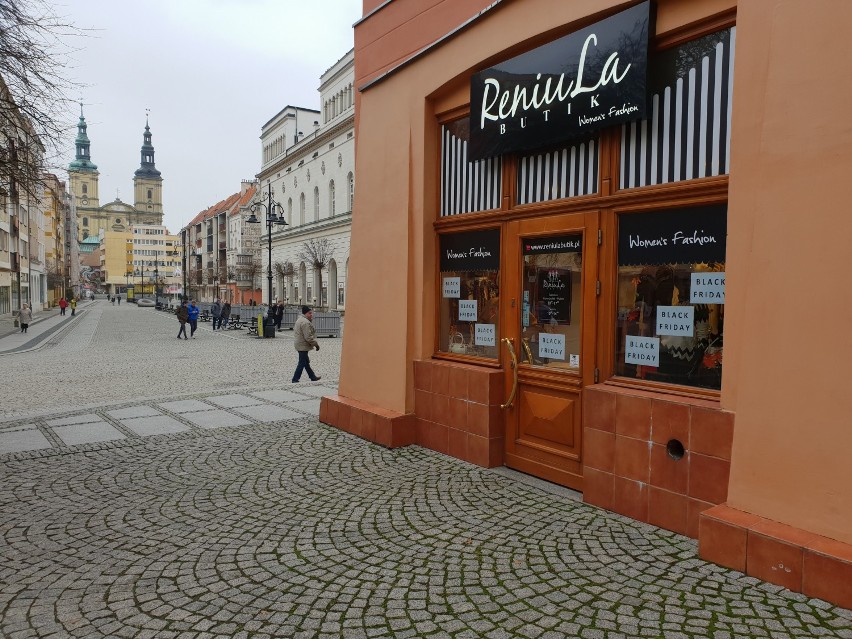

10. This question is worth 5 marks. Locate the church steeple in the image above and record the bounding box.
[133,113,164,220]
[68,103,97,172]
[134,115,161,178]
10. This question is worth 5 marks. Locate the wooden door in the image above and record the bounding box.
[501,212,599,490]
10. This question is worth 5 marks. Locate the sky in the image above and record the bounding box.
[53,0,362,233]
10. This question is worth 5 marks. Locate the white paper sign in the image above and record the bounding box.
[569,354,580,367]
[691,272,725,303]
[539,333,565,360]
[656,306,694,337]
[443,277,460,298]
[625,336,660,367]
[475,323,496,346]
[458,300,477,322]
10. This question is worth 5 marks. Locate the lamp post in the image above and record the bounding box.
[246,183,287,307]
[154,259,160,308]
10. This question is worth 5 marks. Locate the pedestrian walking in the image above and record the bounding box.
[274,299,284,331]
[176,300,189,340]
[292,305,321,382]
[18,303,32,333]
[58,297,67,315]
[70,298,77,316]
[187,299,200,338]
[221,301,231,329]
[211,298,222,330]
[117,296,121,305]
[111,296,115,305]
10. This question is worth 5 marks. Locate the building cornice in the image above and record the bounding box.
[258,113,354,181]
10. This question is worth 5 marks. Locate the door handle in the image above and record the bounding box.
[501,337,518,409]
[521,338,534,365]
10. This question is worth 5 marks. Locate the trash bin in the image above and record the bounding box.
[263,315,276,338]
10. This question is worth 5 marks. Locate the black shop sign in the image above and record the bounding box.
[618,205,727,266]
[440,228,501,272]
[469,1,650,161]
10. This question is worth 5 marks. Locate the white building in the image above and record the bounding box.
[258,49,354,310]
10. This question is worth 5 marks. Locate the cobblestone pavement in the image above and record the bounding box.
[1,301,851,638]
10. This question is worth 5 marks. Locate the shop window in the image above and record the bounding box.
[438,229,500,359]
[620,28,735,189]
[615,205,726,390]
[440,118,502,217]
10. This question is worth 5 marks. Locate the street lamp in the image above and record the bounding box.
[246,183,287,307]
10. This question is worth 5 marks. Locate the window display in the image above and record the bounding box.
[615,205,726,389]
[438,229,500,358]
[520,234,583,371]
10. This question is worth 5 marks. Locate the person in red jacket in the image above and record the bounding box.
[58,297,68,316]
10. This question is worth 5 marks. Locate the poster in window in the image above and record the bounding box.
[535,268,571,325]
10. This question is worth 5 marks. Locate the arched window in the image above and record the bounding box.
[299,193,305,226]
[82,183,88,194]
[347,172,354,213]
[313,187,319,221]
[147,189,152,200]
[329,181,336,217]
[287,198,293,225]
[82,217,88,226]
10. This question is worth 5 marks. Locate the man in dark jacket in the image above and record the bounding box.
[211,298,222,330]
[274,300,284,331]
[221,301,231,329]
[176,301,189,340]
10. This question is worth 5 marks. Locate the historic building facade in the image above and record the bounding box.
[321,0,852,610]
[68,109,165,243]
[258,49,354,310]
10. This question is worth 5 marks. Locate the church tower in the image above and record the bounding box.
[68,105,100,240]
[133,117,163,222]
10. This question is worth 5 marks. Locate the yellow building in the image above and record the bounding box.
[100,224,181,300]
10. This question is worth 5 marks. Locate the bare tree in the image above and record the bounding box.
[0,1,84,198]
[274,260,295,302]
[298,239,335,307]
[241,260,263,304]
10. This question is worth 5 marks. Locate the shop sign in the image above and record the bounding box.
[440,229,501,272]
[475,323,496,346]
[625,335,659,366]
[656,306,694,337]
[618,205,727,266]
[691,272,726,303]
[539,333,566,360]
[442,277,461,298]
[470,1,650,161]
[459,300,478,322]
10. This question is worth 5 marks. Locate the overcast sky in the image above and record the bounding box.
[54,0,362,233]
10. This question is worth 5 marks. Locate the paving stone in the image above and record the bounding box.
[106,406,164,419]
[51,421,125,445]
[180,410,252,429]
[250,390,309,403]
[232,405,305,423]
[46,413,103,427]
[158,400,217,414]
[288,399,322,415]
[1,302,851,639]
[206,394,264,408]
[120,415,191,437]
[0,428,53,453]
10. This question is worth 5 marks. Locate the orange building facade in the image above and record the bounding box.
[321,0,852,608]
